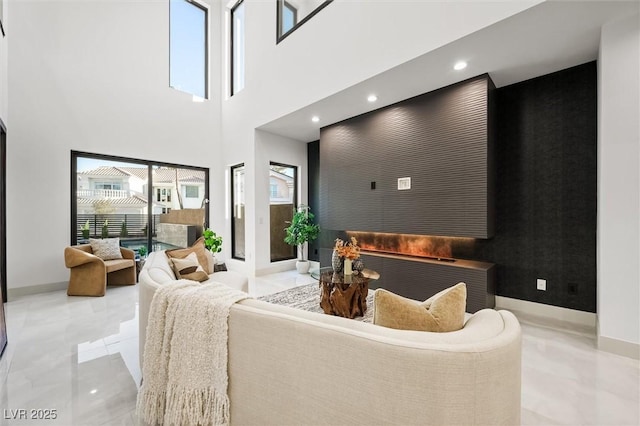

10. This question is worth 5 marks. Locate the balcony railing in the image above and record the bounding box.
[77,189,130,198]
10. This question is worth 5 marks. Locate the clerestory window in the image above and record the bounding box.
[170,0,208,99]
[230,0,245,96]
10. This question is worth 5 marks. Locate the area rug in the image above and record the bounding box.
[259,283,375,323]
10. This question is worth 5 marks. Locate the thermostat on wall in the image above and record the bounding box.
[397,177,411,190]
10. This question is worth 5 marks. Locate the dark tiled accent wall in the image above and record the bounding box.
[481,62,597,312]
[319,75,495,239]
[310,62,597,313]
[307,140,320,262]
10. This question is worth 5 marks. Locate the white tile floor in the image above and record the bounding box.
[0,271,638,425]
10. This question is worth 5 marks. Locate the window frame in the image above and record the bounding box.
[185,185,199,198]
[269,161,298,262]
[230,0,245,96]
[276,0,333,44]
[230,163,245,260]
[169,0,209,99]
[70,151,210,253]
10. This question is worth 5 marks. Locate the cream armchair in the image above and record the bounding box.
[64,244,136,296]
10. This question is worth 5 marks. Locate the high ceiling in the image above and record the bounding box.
[258,1,638,143]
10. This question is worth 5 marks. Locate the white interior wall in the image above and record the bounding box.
[7,0,222,291]
[0,0,6,121]
[220,0,541,276]
[253,129,307,275]
[597,12,640,355]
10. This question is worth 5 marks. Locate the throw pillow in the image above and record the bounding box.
[89,238,123,261]
[166,237,211,273]
[169,252,209,282]
[373,282,467,332]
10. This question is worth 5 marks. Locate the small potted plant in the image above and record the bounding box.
[81,220,90,240]
[284,205,320,274]
[101,219,109,238]
[203,228,223,263]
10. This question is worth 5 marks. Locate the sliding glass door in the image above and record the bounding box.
[71,152,209,255]
[0,119,7,357]
[231,164,245,260]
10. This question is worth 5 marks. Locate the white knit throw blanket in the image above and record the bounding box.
[137,280,249,426]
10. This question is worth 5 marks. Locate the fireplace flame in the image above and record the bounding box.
[346,231,456,261]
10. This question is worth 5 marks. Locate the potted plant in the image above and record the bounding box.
[101,219,109,238]
[284,205,320,274]
[81,220,90,240]
[203,228,223,263]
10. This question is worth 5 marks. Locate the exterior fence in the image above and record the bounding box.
[77,214,161,239]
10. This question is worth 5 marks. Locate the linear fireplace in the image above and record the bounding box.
[333,231,494,312]
[345,231,475,262]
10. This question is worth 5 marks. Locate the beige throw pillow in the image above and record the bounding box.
[373,282,467,332]
[89,238,123,261]
[169,252,209,282]
[166,237,211,273]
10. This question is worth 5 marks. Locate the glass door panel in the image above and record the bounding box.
[152,166,208,250]
[231,164,245,259]
[269,162,297,262]
[75,156,150,256]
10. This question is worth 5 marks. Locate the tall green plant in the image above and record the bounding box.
[284,206,320,261]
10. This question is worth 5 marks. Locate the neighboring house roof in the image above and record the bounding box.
[118,167,148,180]
[152,168,206,184]
[270,169,294,182]
[77,195,150,206]
[79,166,132,177]
[79,166,205,183]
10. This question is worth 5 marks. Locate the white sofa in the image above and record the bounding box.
[139,250,522,425]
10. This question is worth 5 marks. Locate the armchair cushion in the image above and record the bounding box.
[89,238,123,260]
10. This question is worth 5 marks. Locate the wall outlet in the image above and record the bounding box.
[537,278,547,291]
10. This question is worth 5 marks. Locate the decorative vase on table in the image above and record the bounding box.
[343,258,353,276]
[352,258,364,273]
[331,250,343,272]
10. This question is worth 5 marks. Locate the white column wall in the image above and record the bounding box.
[597,12,640,357]
[0,0,7,121]
[7,0,222,291]
[220,0,541,276]
[254,129,307,275]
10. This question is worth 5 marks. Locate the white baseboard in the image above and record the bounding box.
[8,281,68,300]
[495,296,597,328]
[598,335,640,360]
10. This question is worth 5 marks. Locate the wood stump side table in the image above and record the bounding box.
[313,268,379,319]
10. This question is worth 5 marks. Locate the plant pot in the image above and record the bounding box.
[81,230,90,239]
[296,260,310,274]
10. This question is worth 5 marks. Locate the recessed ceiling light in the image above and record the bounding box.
[454,61,467,71]
[311,116,320,123]
[367,94,378,103]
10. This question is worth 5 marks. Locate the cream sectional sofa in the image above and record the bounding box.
[139,250,522,425]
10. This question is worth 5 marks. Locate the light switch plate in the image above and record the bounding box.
[397,177,411,190]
